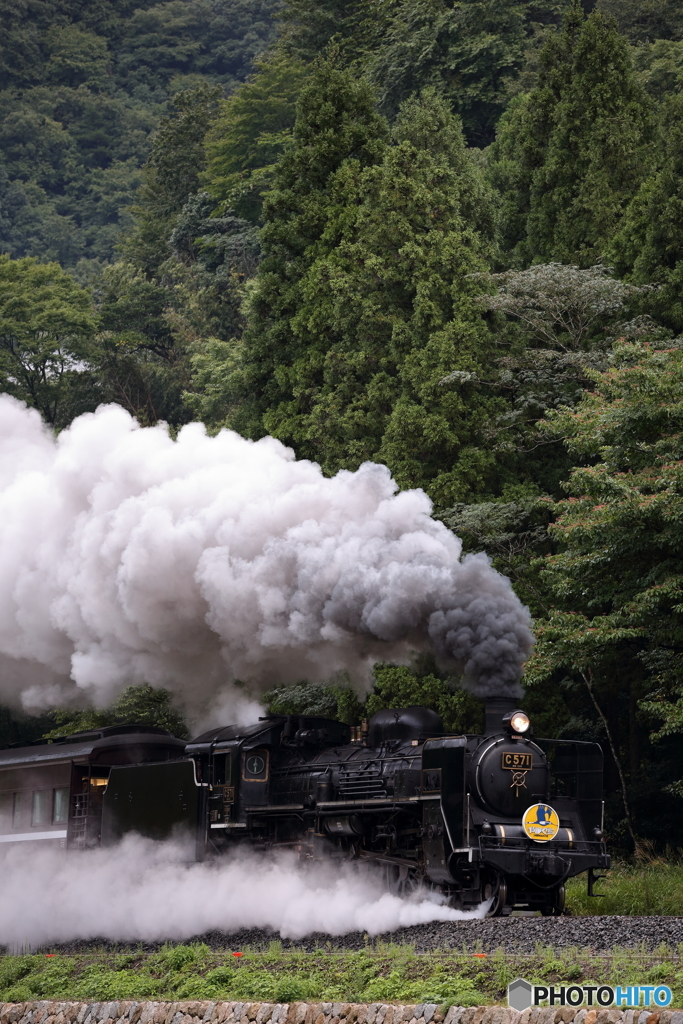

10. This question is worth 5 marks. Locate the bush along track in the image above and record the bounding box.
[3,945,683,1006]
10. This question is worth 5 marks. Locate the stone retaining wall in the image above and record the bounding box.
[1,1004,682,1024]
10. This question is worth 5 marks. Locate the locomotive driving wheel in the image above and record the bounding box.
[541,883,566,916]
[385,863,421,898]
[483,873,509,917]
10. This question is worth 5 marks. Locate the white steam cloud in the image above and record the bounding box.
[0,396,532,720]
[0,837,486,946]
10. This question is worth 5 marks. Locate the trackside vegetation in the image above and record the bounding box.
[2,941,683,1005]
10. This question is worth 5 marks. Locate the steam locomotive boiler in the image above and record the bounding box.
[0,699,609,915]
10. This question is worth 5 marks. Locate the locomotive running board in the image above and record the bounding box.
[242,796,441,814]
[316,796,440,809]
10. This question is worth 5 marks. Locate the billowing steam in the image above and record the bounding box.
[0,836,486,946]
[0,397,532,720]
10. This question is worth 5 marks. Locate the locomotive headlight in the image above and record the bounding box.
[510,711,530,734]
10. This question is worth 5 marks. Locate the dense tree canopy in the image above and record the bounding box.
[596,0,683,43]
[0,0,279,268]
[367,0,554,145]
[262,662,483,734]
[204,52,309,222]
[277,0,575,145]
[44,684,189,739]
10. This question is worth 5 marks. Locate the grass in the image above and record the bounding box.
[566,860,683,915]
[2,943,683,1007]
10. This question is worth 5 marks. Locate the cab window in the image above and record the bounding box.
[213,752,232,786]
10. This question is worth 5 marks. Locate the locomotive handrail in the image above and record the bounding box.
[244,794,441,813]
[478,834,605,854]
[270,753,421,774]
[535,737,603,746]
[243,803,307,812]
[357,848,419,869]
[316,795,439,808]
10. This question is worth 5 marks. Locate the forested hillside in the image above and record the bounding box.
[3,0,683,851]
[0,0,279,269]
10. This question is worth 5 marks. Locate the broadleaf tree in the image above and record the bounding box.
[0,253,99,427]
[526,338,683,846]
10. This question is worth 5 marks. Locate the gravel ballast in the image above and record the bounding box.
[30,917,683,955]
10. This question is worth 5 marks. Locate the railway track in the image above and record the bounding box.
[24,917,683,955]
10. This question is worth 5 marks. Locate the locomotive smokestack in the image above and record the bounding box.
[485,697,518,734]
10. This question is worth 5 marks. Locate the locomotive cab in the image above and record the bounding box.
[185,715,352,853]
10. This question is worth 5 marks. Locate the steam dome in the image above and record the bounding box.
[367,706,444,748]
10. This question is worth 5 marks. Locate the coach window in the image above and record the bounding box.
[12,792,22,828]
[53,788,69,824]
[31,790,51,826]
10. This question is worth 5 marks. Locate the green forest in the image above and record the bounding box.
[2,0,683,853]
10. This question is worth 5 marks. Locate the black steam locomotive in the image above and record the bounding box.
[0,699,609,916]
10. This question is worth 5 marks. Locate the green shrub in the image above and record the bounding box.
[273,977,309,1003]
[159,944,209,971]
[4,985,33,1003]
[0,956,35,989]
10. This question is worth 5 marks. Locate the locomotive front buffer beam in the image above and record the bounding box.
[473,838,610,882]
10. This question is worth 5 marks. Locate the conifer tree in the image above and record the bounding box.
[490,6,653,266]
[489,5,584,264]
[237,87,501,504]
[121,84,223,277]
[233,59,388,441]
[609,93,683,331]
